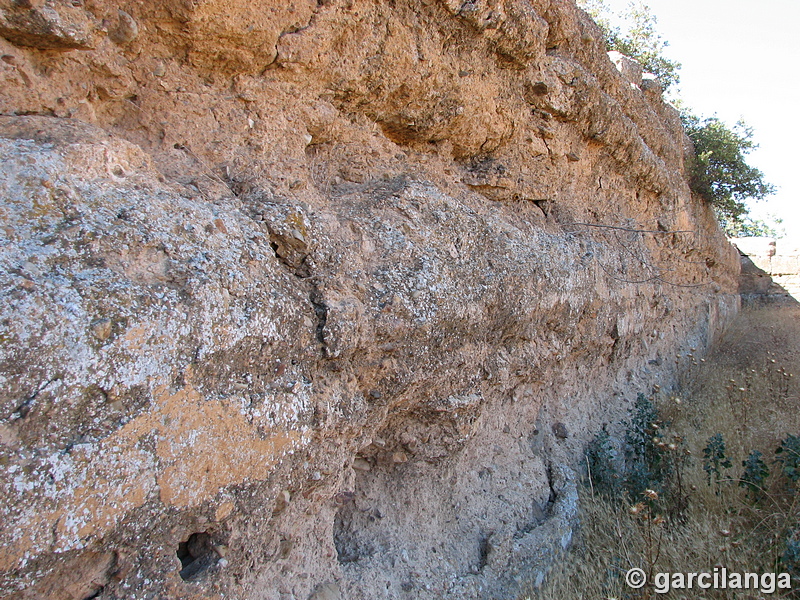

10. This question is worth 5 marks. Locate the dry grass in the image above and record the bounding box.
[526,304,800,599]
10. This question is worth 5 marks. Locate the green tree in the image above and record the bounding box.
[681,112,775,229]
[579,0,681,90]
[724,215,784,239]
[579,1,775,235]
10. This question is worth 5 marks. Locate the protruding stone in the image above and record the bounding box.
[309,582,342,600]
[391,451,408,464]
[109,9,138,46]
[278,537,293,559]
[90,318,112,341]
[273,490,291,515]
[214,501,234,522]
[641,73,664,97]
[333,491,355,506]
[0,0,97,49]
[352,458,371,472]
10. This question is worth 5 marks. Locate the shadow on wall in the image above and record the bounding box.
[732,237,800,306]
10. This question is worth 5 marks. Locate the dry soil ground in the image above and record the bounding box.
[530,297,800,599]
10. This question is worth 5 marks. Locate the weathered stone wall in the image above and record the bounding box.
[733,237,800,301]
[0,1,739,599]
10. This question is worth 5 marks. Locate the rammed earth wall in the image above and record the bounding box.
[0,1,739,598]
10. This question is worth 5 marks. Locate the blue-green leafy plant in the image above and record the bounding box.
[782,531,800,583]
[624,394,669,500]
[702,434,732,490]
[775,434,800,490]
[587,428,622,497]
[739,450,770,502]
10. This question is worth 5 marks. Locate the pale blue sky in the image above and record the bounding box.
[597,0,800,239]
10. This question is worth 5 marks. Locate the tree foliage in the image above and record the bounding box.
[681,112,775,227]
[579,0,681,90]
[722,215,784,239]
[579,0,775,236]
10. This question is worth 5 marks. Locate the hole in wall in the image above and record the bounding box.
[477,531,492,570]
[177,532,218,581]
[333,501,378,564]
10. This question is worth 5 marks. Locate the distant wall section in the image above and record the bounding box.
[733,237,800,301]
